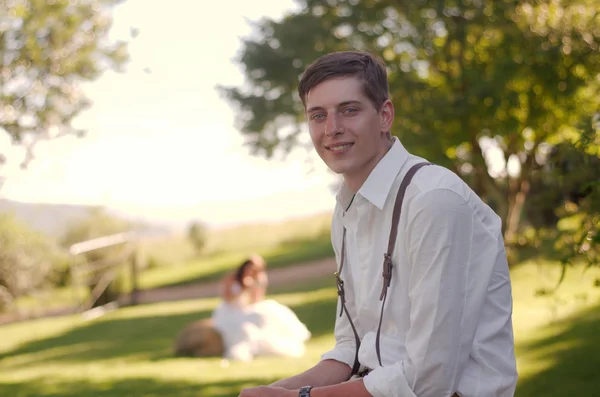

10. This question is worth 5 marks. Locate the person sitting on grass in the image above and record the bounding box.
[211,254,312,362]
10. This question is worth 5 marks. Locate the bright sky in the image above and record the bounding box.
[1,0,340,228]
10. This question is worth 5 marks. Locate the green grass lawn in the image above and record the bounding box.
[1,260,599,397]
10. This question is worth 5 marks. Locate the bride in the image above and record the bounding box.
[211,254,311,362]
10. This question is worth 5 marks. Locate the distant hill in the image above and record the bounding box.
[0,199,96,238]
[0,199,174,239]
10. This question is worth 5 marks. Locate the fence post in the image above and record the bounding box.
[130,250,139,306]
[68,231,138,312]
[70,256,83,311]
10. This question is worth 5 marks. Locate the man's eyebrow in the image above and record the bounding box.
[306,105,325,114]
[306,100,363,113]
[338,100,362,107]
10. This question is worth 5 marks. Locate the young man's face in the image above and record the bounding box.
[304,76,394,189]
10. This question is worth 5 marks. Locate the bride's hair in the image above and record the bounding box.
[234,254,266,286]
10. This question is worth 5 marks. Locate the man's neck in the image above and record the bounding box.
[343,138,394,193]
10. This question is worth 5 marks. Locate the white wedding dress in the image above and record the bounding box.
[211,284,311,361]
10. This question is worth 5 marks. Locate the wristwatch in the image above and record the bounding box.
[298,386,313,397]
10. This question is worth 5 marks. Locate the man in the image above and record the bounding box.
[239,51,517,397]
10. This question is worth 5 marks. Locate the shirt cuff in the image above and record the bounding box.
[320,345,356,369]
[363,363,417,397]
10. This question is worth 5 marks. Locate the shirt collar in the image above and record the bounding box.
[336,137,410,210]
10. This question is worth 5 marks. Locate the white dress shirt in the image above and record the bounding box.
[320,138,518,397]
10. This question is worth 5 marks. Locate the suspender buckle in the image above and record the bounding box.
[380,253,393,300]
[335,271,345,316]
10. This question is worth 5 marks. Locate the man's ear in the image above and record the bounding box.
[380,99,394,132]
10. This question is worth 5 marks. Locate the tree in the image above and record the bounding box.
[0,213,64,310]
[0,0,131,187]
[219,0,600,246]
[188,221,207,256]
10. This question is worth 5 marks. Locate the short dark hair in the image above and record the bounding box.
[298,51,390,110]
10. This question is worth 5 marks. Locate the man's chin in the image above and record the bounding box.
[324,160,350,175]
[326,165,347,175]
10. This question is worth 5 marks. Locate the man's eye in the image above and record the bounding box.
[343,108,357,114]
[311,114,325,121]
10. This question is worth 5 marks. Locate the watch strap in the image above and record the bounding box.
[298,386,313,397]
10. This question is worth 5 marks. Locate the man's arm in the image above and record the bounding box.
[269,359,352,389]
[240,376,372,397]
[306,378,371,397]
[361,188,482,397]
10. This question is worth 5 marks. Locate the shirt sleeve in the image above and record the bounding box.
[320,211,361,369]
[363,188,478,397]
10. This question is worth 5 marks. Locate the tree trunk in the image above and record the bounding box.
[482,172,509,230]
[505,176,531,246]
[504,149,537,248]
[470,135,509,229]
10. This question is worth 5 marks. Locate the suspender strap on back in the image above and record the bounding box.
[335,161,432,378]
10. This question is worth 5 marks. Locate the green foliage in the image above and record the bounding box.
[552,116,600,272]
[220,0,600,243]
[222,0,600,163]
[521,114,600,267]
[187,221,207,256]
[0,0,130,171]
[0,213,64,309]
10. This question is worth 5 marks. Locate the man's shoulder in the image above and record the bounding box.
[401,162,502,237]
[397,162,469,200]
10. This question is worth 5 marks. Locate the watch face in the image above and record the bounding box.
[299,386,313,397]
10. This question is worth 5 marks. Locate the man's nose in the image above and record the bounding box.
[325,113,344,137]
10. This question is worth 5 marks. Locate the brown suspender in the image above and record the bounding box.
[335,227,361,376]
[335,162,432,378]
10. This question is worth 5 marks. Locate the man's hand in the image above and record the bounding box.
[239,386,296,397]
